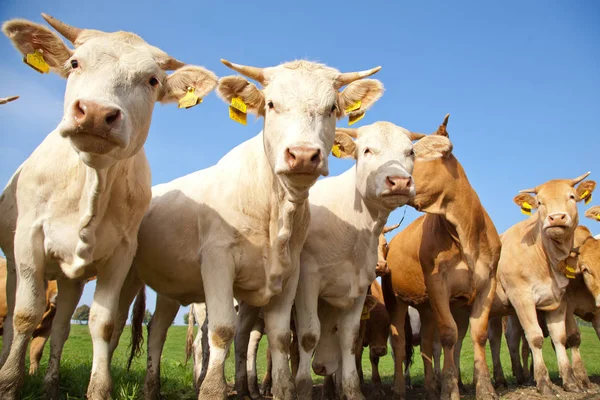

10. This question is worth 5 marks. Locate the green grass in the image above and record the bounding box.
[1,324,599,399]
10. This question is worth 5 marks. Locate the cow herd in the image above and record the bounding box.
[0,12,598,400]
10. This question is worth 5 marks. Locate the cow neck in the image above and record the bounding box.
[64,157,132,279]
[536,215,577,276]
[418,156,495,268]
[347,169,389,238]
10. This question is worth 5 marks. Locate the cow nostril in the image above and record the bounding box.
[74,100,85,119]
[406,177,412,187]
[105,109,121,126]
[310,149,321,164]
[386,177,395,188]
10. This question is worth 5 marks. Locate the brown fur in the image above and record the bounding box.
[385,115,500,399]
[101,321,114,342]
[301,333,317,353]
[212,326,235,349]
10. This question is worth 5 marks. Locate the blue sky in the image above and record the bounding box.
[0,1,599,326]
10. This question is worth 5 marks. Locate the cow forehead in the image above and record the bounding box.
[73,33,165,76]
[356,122,412,149]
[263,61,339,106]
[536,180,575,199]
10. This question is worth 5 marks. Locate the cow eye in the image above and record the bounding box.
[267,101,274,109]
[364,148,372,155]
[70,59,79,69]
[408,149,415,157]
[149,77,159,87]
[331,104,337,112]
[569,194,576,200]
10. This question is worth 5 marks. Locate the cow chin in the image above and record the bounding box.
[543,225,570,240]
[380,193,412,210]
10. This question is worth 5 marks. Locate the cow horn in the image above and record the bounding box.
[519,187,538,194]
[335,66,381,88]
[335,127,358,139]
[408,132,427,141]
[382,223,401,234]
[570,171,591,187]
[221,59,265,84]
[41,13,82,44]
[442,113,450,126]
[0,96,19,105]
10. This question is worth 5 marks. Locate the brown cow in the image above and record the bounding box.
[383,114,500,400]
[0,256,57,375]
[488,173,596,396]
[497,209,600,389]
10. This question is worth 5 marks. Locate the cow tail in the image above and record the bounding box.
[381,272,397,315]
[185,304,196,364]
[403,310,414,370]
[127,285,146,370]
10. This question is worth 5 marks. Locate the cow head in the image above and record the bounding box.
[578,207,600,307]
[365,301,390,357]
[376,223,401,276]
[333,122,452,212]
[3,14,217,169]
[217,60,383,199]
[514,173,595,241]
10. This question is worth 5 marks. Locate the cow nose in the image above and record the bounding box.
[285,146,322,173]
[73,100,122,132]
[371,346,387,357]
[547,213,567,226]
[385,176,412,193]
[376,261,389,276]
[312,363,327,376]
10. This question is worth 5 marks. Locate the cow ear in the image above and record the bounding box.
[364,295,379,312]
[217,75,264,116]
[413,135,452,161]
[575,180,596,204]
[514,193,537,215]
[161,66,218,105]
[585,206,600,222]
[338,79,384,119]
[332,131,357,159]
[3,19,72,76]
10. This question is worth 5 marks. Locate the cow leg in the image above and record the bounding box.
[420,309,439,400]
[0,228,46,400]
[388,300,409,399]
[545,302,582,392]
[191,303,209,392]
[337,293,367,400]
[467,274,497,400]
[200,253,236,400]
[424,274,459,400]
[29,300,57,375]
[565,310,596,392]
[262,347,273,397]
[521,334,532,383]
[487,316,507,388]
[247,316,265,399]
[86,243,134,400]
[511,296,558,396]
[235,302,261,399]
[504,314,527,384]
[453,308,469,394]
[432,329,442,383]
[108,269,144,359]
[295,269,321,400]
[355,320,367,386]
[370,353,384,397]
[322,374,336,400]
[43,278,85,400]
[0,253,16,370]
[262,267,300,400]
[144,294,179,400]
[593,314,600,340]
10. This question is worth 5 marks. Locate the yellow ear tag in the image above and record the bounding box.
[360,305,370,321]
[585,194,592,205]
[23,50,50,74]
[178,87,202,109]
[349,112,365,126]
[596,214,600,221]
[229,97,247,125]
[565,265,576,273]
[332,144,342,158]
[521,201,532,216]
[345,100,362,113]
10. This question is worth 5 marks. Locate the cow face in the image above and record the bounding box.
[514,174,596,240]
[333,122,452,211]
[365,302,390,357]
[217,60,383,200]
[580,207,600,307]
[3,14,217,169]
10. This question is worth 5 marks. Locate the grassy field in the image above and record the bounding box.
[1,324,599,399]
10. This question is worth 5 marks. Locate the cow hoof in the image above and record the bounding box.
[584,382,600,393]
[537,380,560,397]
[493,378,507,389]
[563,381,583,393]
[373,387,386,397]
[43,377,60,400]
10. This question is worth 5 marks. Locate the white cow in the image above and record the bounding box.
[0,14,217,400]
[292,123,452,400]
[121,59,385,400]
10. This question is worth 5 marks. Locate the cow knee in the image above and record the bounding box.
[439,326,457,348]
[212,326,235,349]
[14,310,42,334]
[566,332,580,349]
[530,336,544,349]
[275,332,291,353]
[301,333,318,353]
